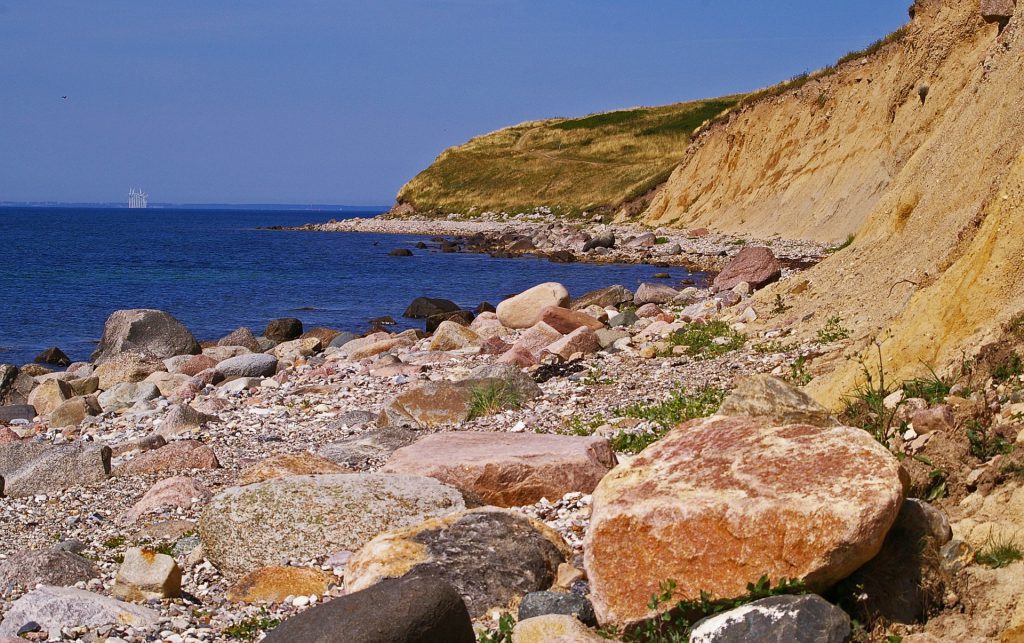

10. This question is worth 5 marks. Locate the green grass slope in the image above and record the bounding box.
[394,97,742,218]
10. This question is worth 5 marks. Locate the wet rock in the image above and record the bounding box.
[217,326,262,352]
[216,353,278,378]
[238,452,347,484]
[571,285,633,310]
[634,282,679,305]
[0,442,111,498]
[27,379,72,417]
[112,547,182,601]
[97,381,160,413]
[584,416,906,627]
[226,566,333,604]
[389,248,413,256]
[91,308,200,364]
[518,591,597,627]
[117,439,219,475]
[319,427,418,468]
[264,317,303,342]
[33,347,70,367]
[121,476,212,524]
[0,548,100,594]
[383,432,615,507]
[429,321,481,351]
[403,297,461,319]
[497,283,571,329]
[346,508,568,618]
[689,594,851,643]
[0,586,160,639]
[198,473,466,578]
[539,307,604,334]
[718,375,836,427]
[712,246,781,292]
[263,572,474,643]
[512,615,605,643]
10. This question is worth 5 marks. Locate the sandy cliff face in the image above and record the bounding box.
[638,0,1024,406]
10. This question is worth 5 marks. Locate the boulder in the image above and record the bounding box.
[712,247,781,292]
[328,331,359,348]
[403,297,461,319]
[429,321,481,351]
[467,363,544,399]
[503,321,564,362]
[94,352,164,389]
[143,371,190,397]
[0,442,111,498]
[688,595,851,643]
[27,379,72,417]
[237,452,347,485]
[0,427,20,444]
[512,615,606,643]
[202,345,251,362]
[608,311,638,328]
[226,566,333,604]
[0,548,99,594]
[346,508,568,618]
[319,427,418,469]
[91,309,200,364]
[216,353,278,379]
[171,353,218,377]
[539,307,604,334]
[571,285,633,311]
[349,337,414,361]
[117,440,219,475]
[263,573,474,643]
[272,337,322,362]
[625,232,657,248]
[378,379,510,429]
[121,476,213,524]
[584,416,906,627]
[301,327,342,347]
[198,473,466,578]
[0,586,160,639]
[634,282,679,305]
[518,591,597,627]
[718,375,836,427]
[0,404,36,424]
[426,310,475,333]
[543,326,601,361]
[981,0,1015,22]
[383,432,616,507]
[97,381,161,413]
[48,396,101,428]
[497,283,571,329]
[34,347,70,367]
[66,376,98,396]
[112,548,182,601]
[0,364,19,405]
[653,242,682,257]
[264,317,303,342]
[217,327,262,352]
[582,231,615,251]
[156,403,218,437]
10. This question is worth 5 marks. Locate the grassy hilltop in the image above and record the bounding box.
[394,97,742,218]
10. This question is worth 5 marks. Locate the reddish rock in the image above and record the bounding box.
[496,345,537,367]
[584,416,906,627]
[122,476,212,524]
[118,440,220,476]
[911,405,954,434]
[507,322,563,362]
[176,354,218,377]
[480,336,511,356]
[712,246,782,292]
[538,307,604,335]
[688,228,710,237]
[383,432,617,507]
[238,453,347,485]
[0,427,20,444]
[634,303,664,318]
[217,327,261,352]
[543,327,600,360]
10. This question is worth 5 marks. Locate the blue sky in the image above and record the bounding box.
[0,1,909,205]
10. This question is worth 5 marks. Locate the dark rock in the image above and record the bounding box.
[91,309,201,364]
[414,241,428,249]
[0,442,111,498]
[263,318,303,343]
[328,331,359,349]
[439,242,458,253]
[264,572,474,643]
[0,364,18,405]
[0,548,100,593]
[571,285,633,311]
[300,327,342,347]
[519,591,597,627]
[389,248,413,256]
[689,594,851,643]
[981,0,1015,23]
[217,327,262,352]
[369,316,396,326]
[842,498,952,624]
[608,311,638,328]
[319,427,417,468]
[582,231,615,252]
[403,297,461,319]
[34,348,70,367]
[653,272,670,279]
[547,250,576,263]
[345,508,568,619]
[0,405,36,424]
[426,310,474,333]
[476,302,496,314]
[16,621,41,635]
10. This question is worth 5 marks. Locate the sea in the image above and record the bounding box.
[0,205,707,365]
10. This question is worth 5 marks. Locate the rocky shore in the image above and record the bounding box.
[1,243,1023,642]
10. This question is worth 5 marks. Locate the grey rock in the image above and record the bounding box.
[467,363,543,400]
[652,242,682,257]
[718,375,836,428]
[97,381,161,413]
[0,548,100,594]
[157,403,218,438]
[264,573,474,643]
[263,318,303,343]
[218,377,262,394]
[634,282,679,305]
[198,473,466,578]
[608,311,638,328]
[320,427,418,468]
[0,586,160,640]
[624,232,656,248]
[91,309,200,364]
[331,409,379,427]
[215,353,278,378]
[582,231,615,252]
[595,328,630,349]
[689,594,850,643]
[518,591,597,627]
[328,331,360,348]
[0,404,36,424]
[0,442,111,498]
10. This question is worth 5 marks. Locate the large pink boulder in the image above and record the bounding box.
[712,246,782,292]
[584,416,906,628]
[496,283,570,329]
[383,432,617,507]
[539,307,604,334]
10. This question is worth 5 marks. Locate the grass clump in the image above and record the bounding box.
[611,388,725,453]
[102,535,126,549]
[966,419,1015,461]
[816,316,851,343]
[478,613,515,643]
[787,355,813,386]
[467,382,523,419]
[901,366,952,405]
[992,352,1024,383]
[975,534,1024,569]
[753,340,796,354]
[828,234,855,253]
[225,609,281,641]
[561,414,606,436]
[665,321,746,360]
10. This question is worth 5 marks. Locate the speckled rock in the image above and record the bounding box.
[718,375,836,427]
[198,473,466,578]
[0,548,100,594]
[215,353,278,378]
[26,379,72,417]
[429,321,481,351]
[94,352,165,389]
[121,476,212,524]
[346,508,569,618]
[497,283,571,329]
[91,308,200,364]
[237,452,347,484]
[690,595,850,643]
[112,547,182,601]
[226,566,333,604]
[512,615,606,643]
[117,439,219,475]
[0,442,111,498]
[518,591,597,627]
[379,379,515,429]
[217,326,262,352]
[272,337,322,362]
[0,586,160,639]
[584,416,907,627]
[318,427,419,468]
[156,403,218,437]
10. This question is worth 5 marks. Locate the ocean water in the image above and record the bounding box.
[0,206,706,365]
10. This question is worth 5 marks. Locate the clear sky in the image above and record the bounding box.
[1,1,910,205]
